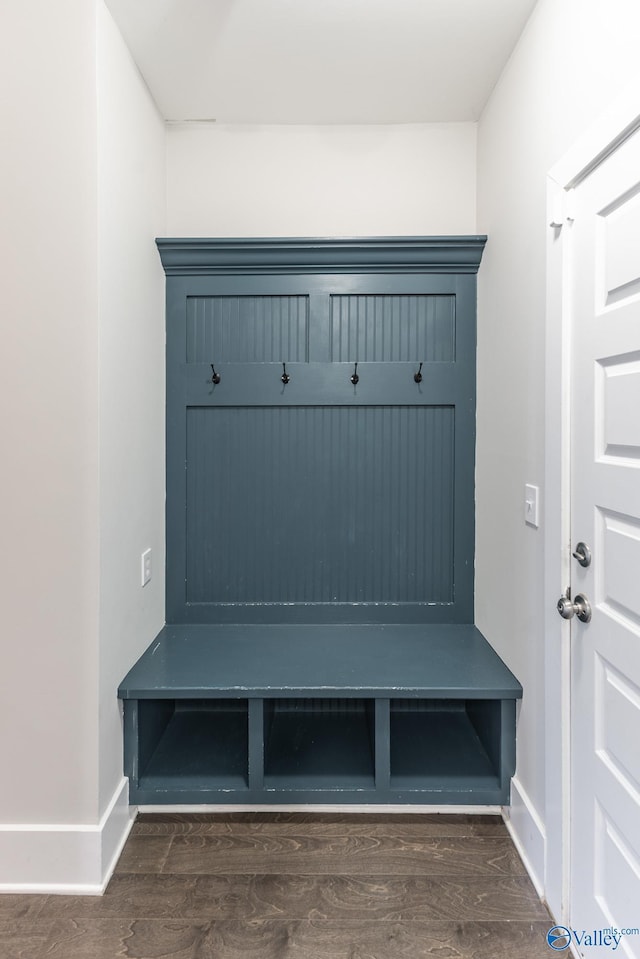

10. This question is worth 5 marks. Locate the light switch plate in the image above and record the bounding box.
[524,484,540,528]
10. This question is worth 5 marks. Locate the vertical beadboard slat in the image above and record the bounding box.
[185,406,454,605]
[186,295,308,363]
[330,294,455,362]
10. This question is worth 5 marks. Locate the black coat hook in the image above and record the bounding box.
[414,362,423,384]
[211,363,221,385]
[281,362,290,385]
[350,362,359,385]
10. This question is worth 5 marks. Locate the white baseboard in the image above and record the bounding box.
[502,775,546,899]
[0,777,134,895]
[100,778,136,892]
[138,803,502,814]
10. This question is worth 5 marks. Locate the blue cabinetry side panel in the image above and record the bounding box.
[187,295,309,364]
[330,294,455,362]
[186,405,454,606]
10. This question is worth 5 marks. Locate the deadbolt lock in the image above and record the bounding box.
[572,542,592,568]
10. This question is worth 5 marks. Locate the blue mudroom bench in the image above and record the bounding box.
[119,623,521,805]
[119,237,522,806]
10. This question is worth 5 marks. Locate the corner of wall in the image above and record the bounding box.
[0,779,134,895]
[97,0,167,822]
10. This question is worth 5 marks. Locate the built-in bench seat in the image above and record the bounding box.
[119,624,522,805]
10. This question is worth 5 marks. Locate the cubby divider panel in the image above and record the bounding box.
[138,699,249,791]
[264,698,376,790]
[390,699,502,791]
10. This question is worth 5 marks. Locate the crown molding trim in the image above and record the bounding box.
[156,236,487,275]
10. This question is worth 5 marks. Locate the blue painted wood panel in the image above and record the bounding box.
[264,698,376,789]
[138,700,249,791]
[163,243,481,625]
[186,295,308,363]
[330,294,455,362]
[118,624,523,700]
[119,624,521,805]
[185,405,454,606]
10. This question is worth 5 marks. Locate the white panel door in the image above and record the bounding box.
[570,127,640,957]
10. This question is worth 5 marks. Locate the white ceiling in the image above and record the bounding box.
[105,0,538,124]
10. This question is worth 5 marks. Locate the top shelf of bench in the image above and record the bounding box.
[118,624,522,700]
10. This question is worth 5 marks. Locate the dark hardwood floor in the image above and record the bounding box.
[0,813,554,958]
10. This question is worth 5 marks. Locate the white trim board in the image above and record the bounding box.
[137,803,502,814]
[544,82,640,924]
[550,85,640,190]
[502,776,546,901]
[0,778,134,895]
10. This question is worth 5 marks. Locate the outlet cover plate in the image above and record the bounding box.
[141,548,152,587]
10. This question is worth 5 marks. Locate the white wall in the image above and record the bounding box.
[476,0,640,904]
[96,2,166,817]
[0,0,166,891]
[167,123,477,236]
[0,0,100,831]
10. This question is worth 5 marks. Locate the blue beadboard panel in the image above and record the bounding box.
[330,294,455,362]
[186,295,309,363]
[185,405,454,606]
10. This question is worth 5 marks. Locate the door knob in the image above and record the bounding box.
[557,593,592,623]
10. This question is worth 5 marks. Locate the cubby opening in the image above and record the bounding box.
[137,699,249,790]
[264,698,376,789]
[390,698,502,790]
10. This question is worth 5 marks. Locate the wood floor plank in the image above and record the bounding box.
[195,919,556,959]
[37,918,556,959]
[38,875,252,921]
[240,874,549,922]
[37,873,547,922]
[39,918,207,959]
[134,813,507,837]
[0,893,48,921]
[133,819,508,838]
[114,836,173,875]
[161,834,526,877]
[0,919,55,959]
